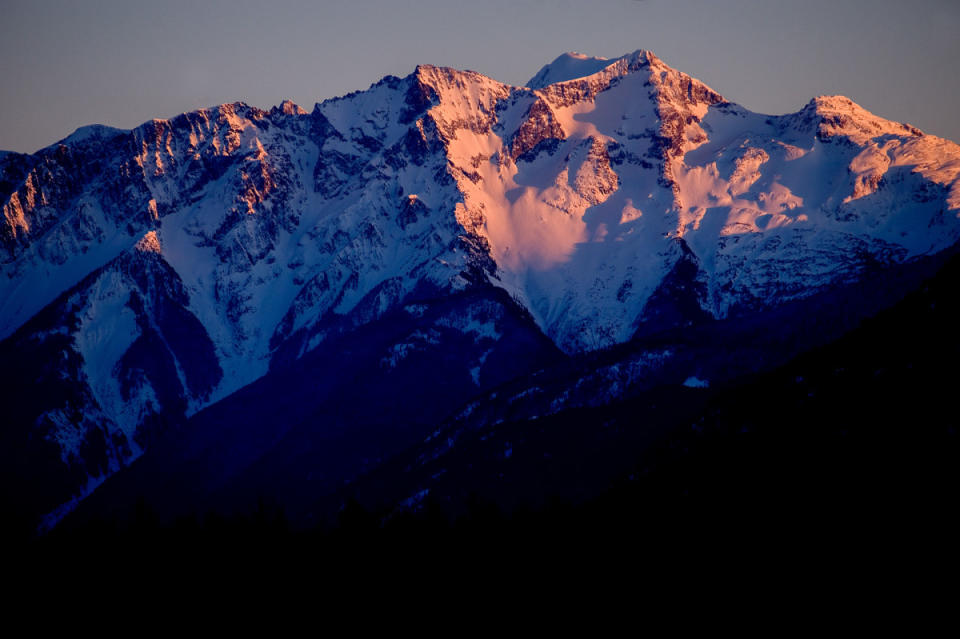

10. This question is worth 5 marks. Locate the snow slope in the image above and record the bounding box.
[526,52,620,89]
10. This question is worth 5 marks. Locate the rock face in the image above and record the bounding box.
[2,49,960,531]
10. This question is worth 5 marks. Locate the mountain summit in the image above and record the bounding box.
[525,51,626,88]
[2,50,959,533]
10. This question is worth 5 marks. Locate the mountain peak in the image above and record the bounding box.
[49,124,128,150]
[525,49,658,89]
[412,63,497,88]
[799,94,925,141]
[272,99,307,116]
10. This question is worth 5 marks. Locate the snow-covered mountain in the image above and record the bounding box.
[3,49,960,532]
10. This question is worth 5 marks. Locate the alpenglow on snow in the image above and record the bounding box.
[2,49,959,529]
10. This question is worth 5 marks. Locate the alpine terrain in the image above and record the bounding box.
[2,50,959,537]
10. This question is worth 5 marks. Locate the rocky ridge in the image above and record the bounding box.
[3,49,960,530]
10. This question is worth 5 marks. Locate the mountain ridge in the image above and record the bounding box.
[3,50,959,532]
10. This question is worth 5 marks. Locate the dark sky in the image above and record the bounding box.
[2,0,958,153]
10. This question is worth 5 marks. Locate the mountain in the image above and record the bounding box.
[330,246,960,541]
[526,52,618,89]
[2,50,959,535]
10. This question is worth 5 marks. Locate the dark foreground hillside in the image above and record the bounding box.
[30,252,960,567]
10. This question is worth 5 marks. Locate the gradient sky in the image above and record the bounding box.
[1,0,957,153]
